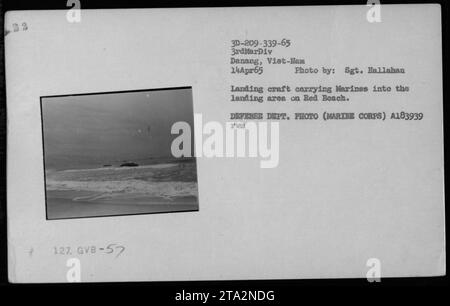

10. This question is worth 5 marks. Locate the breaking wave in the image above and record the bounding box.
[46,179,198,201]
[46,161,198,201]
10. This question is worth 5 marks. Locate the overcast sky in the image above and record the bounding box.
[42,88,194,170]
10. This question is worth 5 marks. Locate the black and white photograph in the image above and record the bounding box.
[41,87,198,219]
[0,0,447,296]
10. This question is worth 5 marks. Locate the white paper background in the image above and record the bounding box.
[6,4,445,282]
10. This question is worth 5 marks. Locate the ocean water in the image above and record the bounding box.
[45,160,198,203]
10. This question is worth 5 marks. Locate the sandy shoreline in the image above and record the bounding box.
[46,190,198,219]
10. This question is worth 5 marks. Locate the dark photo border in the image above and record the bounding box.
[0,0,448,300]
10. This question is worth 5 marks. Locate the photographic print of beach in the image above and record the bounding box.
[41,87,198,219]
